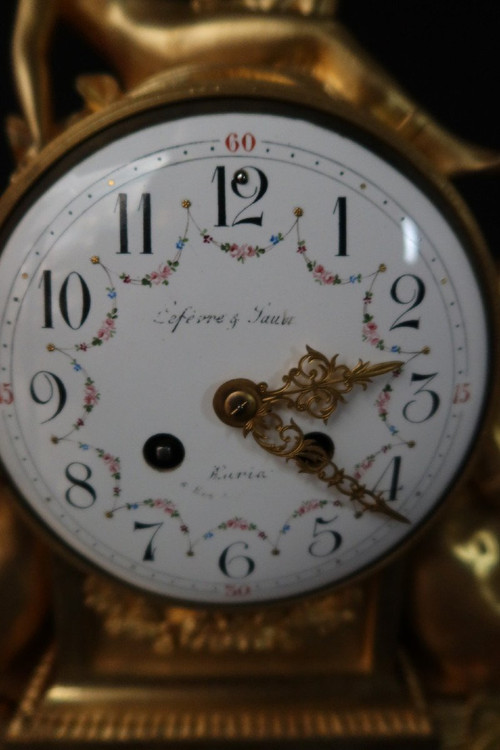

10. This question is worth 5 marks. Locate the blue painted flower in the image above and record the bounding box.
[391,345,400,353]
[80,444,90,451]
[204,531,214,540]
[107,289,117,299]
[349,275,358,284]
[270,234,281,246]
[281,524,291,534]
[72,362,82,372]
[389,425,399,435]
[176,239,185,250]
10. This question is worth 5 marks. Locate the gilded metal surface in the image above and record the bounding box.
[253,345,402,422]
[213,347,401,426]
[0,479,50,671]
[83,574,361,654]
[410,483,500,695]
[192,0,338,14]
[249,410,409,522]
[465,696,500,750]
[11,0,500,174]
[7,705,434,745]
[213,347,408,523]
[2,1,499,748]
[6,648,435,747]
[407,392,500,697]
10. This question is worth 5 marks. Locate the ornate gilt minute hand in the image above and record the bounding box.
[254,345,401,422]
[213,346,408,523]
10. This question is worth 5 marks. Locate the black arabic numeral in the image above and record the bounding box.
[212,166,227,227]
[231,166,268,226]
[65,462,97,509]
[30,371,67,423]
[40,270,53,329]
[117,192,153,254]
[133,521,164,562]
[333,197,347,256]
[373,455,402,501]
[59,273,91,330]
[40,270,91,330]
[219,541,256,578]
[118,193,128,254]
[308,516,342,557]
[390,274,425,330]
[140,193,152,255]
[212,166,268,227]
[403,373,440,423]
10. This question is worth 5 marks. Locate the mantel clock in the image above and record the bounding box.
[0,1,498,747]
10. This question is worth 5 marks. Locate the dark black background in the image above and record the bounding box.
[0,2,498,254]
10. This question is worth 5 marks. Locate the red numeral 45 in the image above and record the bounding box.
[453,383,471,404]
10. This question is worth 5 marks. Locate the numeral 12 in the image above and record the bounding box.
[212,166,268,227]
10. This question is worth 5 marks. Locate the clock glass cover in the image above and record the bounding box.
[0,101,492,604]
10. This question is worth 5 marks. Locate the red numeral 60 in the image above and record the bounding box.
[225,132,256,153]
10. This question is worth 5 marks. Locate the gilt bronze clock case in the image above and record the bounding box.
[0,1,498,747]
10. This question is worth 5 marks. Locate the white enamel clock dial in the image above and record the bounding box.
[0,101,492,604]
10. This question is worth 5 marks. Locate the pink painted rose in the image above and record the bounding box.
[229,244,245,259]
[97,326,112,341]
[159,264,172,280]
[84,385,99,405]
[313,264,325,279]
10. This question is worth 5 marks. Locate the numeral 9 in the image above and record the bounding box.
[30,371,67,422]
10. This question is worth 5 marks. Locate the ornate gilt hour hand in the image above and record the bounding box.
[213,347,408,523]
